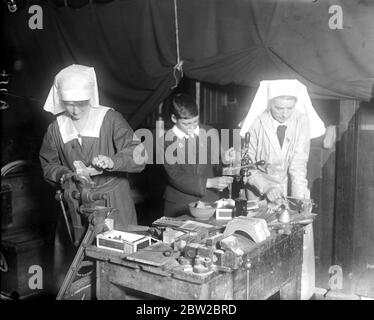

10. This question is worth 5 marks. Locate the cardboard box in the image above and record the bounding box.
[216,207,234,220]
[215,199,235,220]
[96,230,151,254]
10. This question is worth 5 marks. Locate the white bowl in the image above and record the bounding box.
[188,201,216,220]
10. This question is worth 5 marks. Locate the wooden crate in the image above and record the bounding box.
[1,171,57,232]
[0,229,45,299]
[1,184,12,227]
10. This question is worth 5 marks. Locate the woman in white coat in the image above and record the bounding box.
[240,79,326,300]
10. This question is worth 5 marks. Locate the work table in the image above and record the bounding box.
[85,222,304,300]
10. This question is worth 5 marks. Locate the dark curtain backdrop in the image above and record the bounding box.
[3,0,374,128]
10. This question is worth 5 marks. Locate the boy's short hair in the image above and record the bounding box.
[171,93,198,119]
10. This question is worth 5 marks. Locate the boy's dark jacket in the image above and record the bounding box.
[161,124,221,215]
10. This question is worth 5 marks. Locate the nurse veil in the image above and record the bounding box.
[43,64,111,146]
[240,79,326,139]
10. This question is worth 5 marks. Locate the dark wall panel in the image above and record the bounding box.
[334,100,374,297]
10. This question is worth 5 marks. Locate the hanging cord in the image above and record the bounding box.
[172,0,183,89]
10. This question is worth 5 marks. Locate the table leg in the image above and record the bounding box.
[280,272,301,300]
[96,261,127,300]
[96,261,101,299]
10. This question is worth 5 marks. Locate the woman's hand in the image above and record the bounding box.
[59,172,75,185]
[92,155,114,170]
[265,186,284,203]
[223,147,239,164]
[206,176,234,191]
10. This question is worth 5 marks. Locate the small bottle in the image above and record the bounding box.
[235,189,247,216]
[163,228,175,244]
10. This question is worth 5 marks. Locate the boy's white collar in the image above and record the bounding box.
[172,125,200,139]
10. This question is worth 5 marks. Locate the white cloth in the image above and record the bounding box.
[43,64,100,115]
[172,125,200,139]
[56,106,111,144]
[323,125,337,149]
[240,79,325,139]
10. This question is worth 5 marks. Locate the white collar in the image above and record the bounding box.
[57,106,111,144]
[172,125,200,139]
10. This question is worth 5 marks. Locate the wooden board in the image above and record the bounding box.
[125,243,179,267]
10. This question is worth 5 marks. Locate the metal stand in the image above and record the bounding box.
[56,225,95,300]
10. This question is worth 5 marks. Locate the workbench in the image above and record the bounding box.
[85,224,304,300]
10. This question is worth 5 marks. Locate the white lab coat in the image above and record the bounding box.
[245,109,315,300]
[246,109,310,198]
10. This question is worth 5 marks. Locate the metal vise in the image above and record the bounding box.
[56,174,115,246]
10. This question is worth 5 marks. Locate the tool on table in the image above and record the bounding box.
[223,216,270,243]
[285,196,314,214]
[125,242,179,267]
[193,255,212,274]
[234,189,247,216]
[268,213,317,228]
[278,209,291,223]
[222,134,266,200]
[264,196,316,234]
[213,232,255,271]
